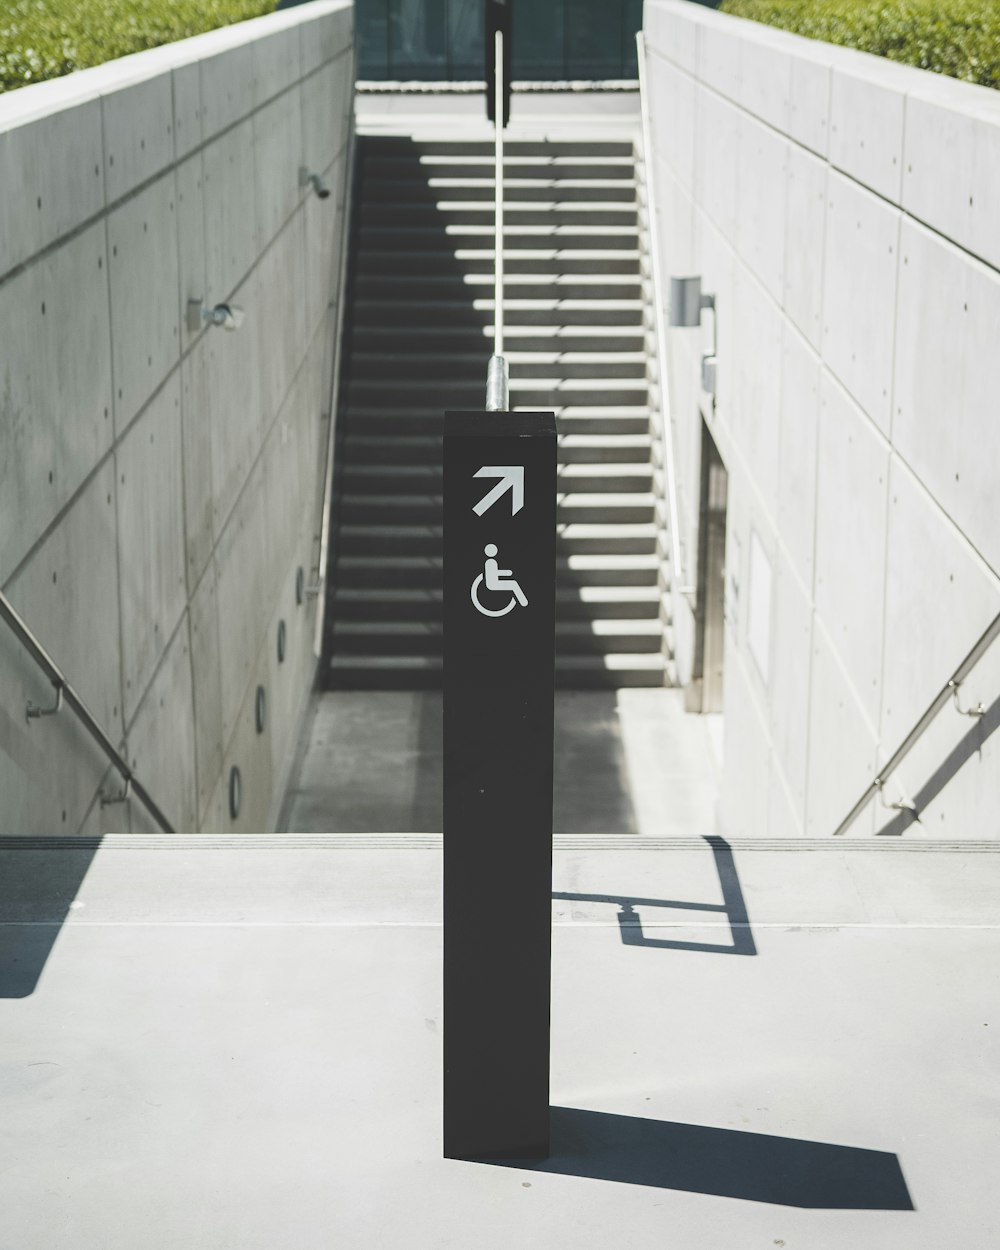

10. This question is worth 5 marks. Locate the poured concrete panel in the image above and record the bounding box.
[783,143,826,351]
[107,177,181,434]
[219,638,276,833]
[776,325,820,591]
[696,21,741,105]
[254,89,303,248]
[116,373,187,727]
[179,341,216,590]
[644,1,696,71]
[767,758,804,838]
[203,120,259,301]
[768,550,813,819]
[301,59,351,177]
[718,644,771,838]
[829,65,905,204]
[127,615,197,833]
[788,48,831,158]
[102,74,175,203]
[821,172,899,434]
[300,5,353,76]
[5,461,123,741]
[814,372,889,728]
[206,271,262,535]
[253,25,302,106]
[176,154,207,349]
[172,61,203,162]
[805,618,877,838]
[735,116,786,304]
[0,621,113,836]
[256,213,308,430]
[727,266,782,520]
[894,218,1000,576]
[215,460,271,747]
[693,86,740,245]
[0,100,105,279]
[647,52,695,194]
[881,458,1000,746]
[737,36,790,133]
[302,154,343,339]
[0,222,113,585]
[199,44,254,141]
[189,560,224,826]
[902,84,1000,273]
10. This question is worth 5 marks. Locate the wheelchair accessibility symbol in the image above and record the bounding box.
[471,544,528,617]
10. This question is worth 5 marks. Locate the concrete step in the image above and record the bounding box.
[360,138,634,160]
[352,297,644,328]
[336,522,658,558]
[341,409,652,438]
[345,378,649,409]
[329,585,662,622]
[358,224,640,251]
[341,463,654,495]
[332,553,659,590]
[363,201,638,228]
[355,248,642,277]
[323,652,666,690]
[361,178,637,204]
[342,433,651,467]
[347,350,648,382]
[329,618,664,657]
[349,326,646,354]
[337,492,657,526]
[353,273,644,302]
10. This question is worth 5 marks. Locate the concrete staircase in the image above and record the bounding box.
[324,129,671,689]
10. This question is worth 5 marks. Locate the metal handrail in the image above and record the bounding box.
[0,589,174,833]
[635,30,692,596]
[833,608,1000,836]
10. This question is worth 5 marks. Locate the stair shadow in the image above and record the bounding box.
[485,1106,914,1209]
[0,839,101,997]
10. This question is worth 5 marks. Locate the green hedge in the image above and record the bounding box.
[0,0,279,94]
[720,0,1000,90]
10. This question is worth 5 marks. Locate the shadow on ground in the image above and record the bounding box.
[0,840,100,996]
[553,836,756,954]
[486,1107,914,1209]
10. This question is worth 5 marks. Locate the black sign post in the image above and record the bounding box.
[442,409,556,1160]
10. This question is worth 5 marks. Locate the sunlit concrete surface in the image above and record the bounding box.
[278,688,721,833]
[1,836,998,1247]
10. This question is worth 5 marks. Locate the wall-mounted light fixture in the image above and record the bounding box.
[299,166,330,200]
[186,299,245,333]
[669,275,717,397]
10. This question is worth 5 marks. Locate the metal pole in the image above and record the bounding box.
[486,27,508,412]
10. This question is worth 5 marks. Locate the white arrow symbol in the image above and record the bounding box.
[472,466,524,517]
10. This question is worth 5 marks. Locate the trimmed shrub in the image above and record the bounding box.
[720,0,1000,90]
[0,0,279,94]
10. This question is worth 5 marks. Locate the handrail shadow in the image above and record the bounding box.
[877,690,1000,836]
[553,835,756,955]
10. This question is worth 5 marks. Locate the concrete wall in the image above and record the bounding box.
[0,1,354,834]
[644,0,1000,838]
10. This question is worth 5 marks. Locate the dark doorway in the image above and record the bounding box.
[686,419,727,713]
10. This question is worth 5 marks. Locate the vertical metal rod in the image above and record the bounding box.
[494,27,504,361]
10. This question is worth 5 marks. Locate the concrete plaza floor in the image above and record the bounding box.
[1,831,998,1248]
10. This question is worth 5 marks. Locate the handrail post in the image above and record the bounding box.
[486,27,508,412]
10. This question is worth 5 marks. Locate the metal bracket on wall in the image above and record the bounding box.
[26,680,63,720]
[100,775,131,808]
[949,679,985,718]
